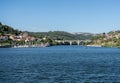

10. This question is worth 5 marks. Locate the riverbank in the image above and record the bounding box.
[13,44,49,48]
[86,45,102,47]
[1,44,120,48]
[0,45,11,48]
[0,43,50,48]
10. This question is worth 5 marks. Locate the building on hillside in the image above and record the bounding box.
[0,36,8,40]
[22,32,29,39]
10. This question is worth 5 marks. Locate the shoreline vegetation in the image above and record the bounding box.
[1,22,120,48]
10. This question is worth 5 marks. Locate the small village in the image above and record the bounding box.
[0,32,50,48]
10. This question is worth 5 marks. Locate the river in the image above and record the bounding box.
[0,46,120,83]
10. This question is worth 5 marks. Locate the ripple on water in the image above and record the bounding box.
[0,46,120,83]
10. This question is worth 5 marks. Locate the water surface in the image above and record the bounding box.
[0,46,120,83]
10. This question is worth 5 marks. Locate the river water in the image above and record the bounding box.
[0,46,120,83]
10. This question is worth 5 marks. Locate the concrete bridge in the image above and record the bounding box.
[55,40,91,45]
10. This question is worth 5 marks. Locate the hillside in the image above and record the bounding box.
[0,22,94,47]
[0,22,21,35]
[29,31,93,40]
[1,22,120,47]
[89,31,120,47]
[0,22,94,40]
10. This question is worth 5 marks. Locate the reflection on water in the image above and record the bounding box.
[0,46,120,83]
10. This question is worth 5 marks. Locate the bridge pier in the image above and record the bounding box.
[77,40,80,46]
[70,41,72,45]
[62,41,65,44]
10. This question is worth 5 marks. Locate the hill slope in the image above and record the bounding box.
[29,31,93,40]
[0,23,21,35]
[90,31,120,47]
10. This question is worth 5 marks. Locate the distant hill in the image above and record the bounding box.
[72,32,93,35]
[29,31,94,40]
[72,32,94,40]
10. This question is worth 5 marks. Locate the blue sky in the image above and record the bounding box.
[0,0,120,33]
